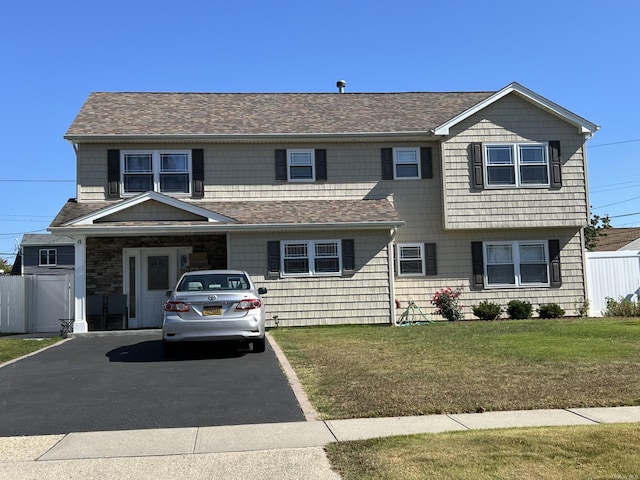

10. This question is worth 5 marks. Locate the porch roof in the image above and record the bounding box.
[49,197,404,235]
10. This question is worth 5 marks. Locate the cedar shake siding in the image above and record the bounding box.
[441,94,589,230]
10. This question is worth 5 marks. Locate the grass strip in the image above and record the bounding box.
[325,424,640,480]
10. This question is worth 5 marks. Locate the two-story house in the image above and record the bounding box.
[50,82,598,332]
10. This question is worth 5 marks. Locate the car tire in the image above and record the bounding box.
[252,338,266,353]
[163,341,179,358]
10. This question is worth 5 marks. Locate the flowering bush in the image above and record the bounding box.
[431,287,464,321]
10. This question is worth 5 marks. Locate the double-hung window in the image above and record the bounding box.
[281,240,341,276]
[287,149,315,181]
[122,150,191,195]
[485,241,549,287]
[397,243,425,275]
[393,147,420,179]
[485,143,548,187]
[39,249,57,266]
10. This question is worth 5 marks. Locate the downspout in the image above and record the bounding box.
[388,226,398,325]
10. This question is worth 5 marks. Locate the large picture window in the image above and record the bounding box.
[122,150,191,195]
[485,143,548,187]
[485,241,549,287]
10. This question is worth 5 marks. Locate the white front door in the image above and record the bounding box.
[123,247,192,329]
[140,249,177,328]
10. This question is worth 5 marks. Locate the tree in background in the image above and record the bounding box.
[0,258,11,274]
[584,211,611,251]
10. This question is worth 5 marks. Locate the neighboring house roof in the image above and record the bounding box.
[20,233,74,246]
[591,228,640,251]
[64,82,599,141]
[49,193,404,235]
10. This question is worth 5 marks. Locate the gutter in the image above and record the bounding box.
[49,220,405,236]
[64,131,437,144]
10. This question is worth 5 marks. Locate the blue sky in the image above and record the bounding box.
[1,0,639,264]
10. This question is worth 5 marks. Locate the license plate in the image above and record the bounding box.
[203,306,222,316]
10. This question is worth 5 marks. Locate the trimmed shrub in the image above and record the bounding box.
[537,303,565,319]
[507,300,532,320]
[472,301,502,321]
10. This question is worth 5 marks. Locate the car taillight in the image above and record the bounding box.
[164,301,190,312]
[235,298,263,310]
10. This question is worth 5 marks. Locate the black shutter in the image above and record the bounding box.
[267,241,281,278]
[471,143,484,190]
[342,239,355,274]
[107,149,120,199]
[381,148,393,180]
[425,243,437,275]
[471,241,484,289]
[549,141,562,188]
[315,149,327,181]
[192,149,204,198]
[421,147,433,179]
[275,149,287,181]
[548,239,562,287]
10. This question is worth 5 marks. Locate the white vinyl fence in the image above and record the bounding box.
[586,251,640,317]
[0,275,74,333]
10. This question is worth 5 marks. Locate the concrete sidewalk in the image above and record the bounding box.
[1,406,639,479]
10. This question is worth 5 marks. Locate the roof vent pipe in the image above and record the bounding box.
[336,80,346,93]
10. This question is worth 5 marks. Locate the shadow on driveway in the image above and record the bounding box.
[105,339,248,362]
[0,333,305,436]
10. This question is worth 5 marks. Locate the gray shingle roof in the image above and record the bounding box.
[65,91,494,138]
[591,227,640,251]
[50,198,402,229]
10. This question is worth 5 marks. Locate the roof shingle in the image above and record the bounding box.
[65,91,494,138]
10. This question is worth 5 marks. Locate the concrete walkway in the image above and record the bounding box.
[1,406,639,479]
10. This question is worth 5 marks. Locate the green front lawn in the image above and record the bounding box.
[0,336,61,364]
[326,424,640,480]
[270,318,640,419]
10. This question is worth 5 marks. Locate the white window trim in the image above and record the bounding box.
[484,143,549,188]
[483,240,550,288]
[39,248,57,266]
[393,147,421,180]
[287,149,316,182]
[397,243,425,276]
[281,240,342,277]
[121,150,192,196]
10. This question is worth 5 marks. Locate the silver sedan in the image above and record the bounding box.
[162,270,267,356]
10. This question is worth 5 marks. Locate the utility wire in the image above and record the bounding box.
[589,138,640,148]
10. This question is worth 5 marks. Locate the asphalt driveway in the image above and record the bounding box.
[0,333,305,437]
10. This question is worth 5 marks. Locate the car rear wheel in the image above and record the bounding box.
[252,338,266,353]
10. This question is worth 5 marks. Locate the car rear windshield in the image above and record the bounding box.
[177,273,250,292]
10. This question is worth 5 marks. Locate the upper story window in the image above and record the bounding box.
[484,241,549,287]
[288,149,315,181]
[485,143,548,187]
[122,150,191,195]
[393,147,421,179]
[39,249,57,266]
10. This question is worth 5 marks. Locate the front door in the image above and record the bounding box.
[139,250,178,328]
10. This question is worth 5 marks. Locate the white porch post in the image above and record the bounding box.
[73,235,88,333]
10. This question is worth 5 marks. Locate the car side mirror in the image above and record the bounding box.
[165,290,173,297]
[258,287,268,295]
